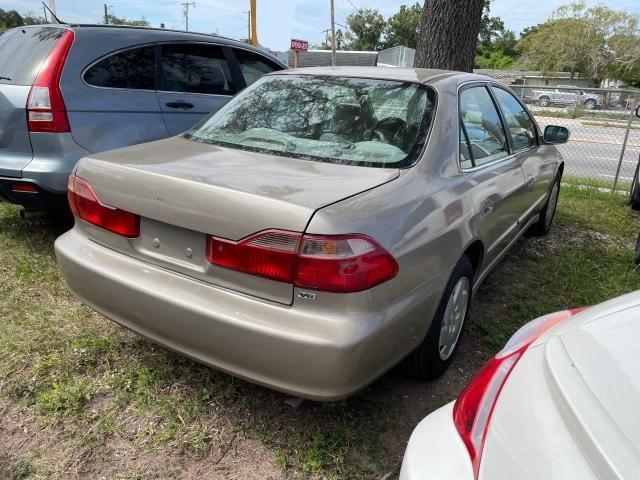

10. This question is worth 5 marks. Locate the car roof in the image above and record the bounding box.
[275,66,489,85]
[11,24,285,67]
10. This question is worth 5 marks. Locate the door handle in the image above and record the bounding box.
[527,175,535,187]
[480,199,493,216]
[166,101,194,110]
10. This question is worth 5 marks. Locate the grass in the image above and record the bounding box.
[1,182,640,478]
[581,120,640,130]
[530,107,634,121]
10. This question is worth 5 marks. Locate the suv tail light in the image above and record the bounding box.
[27,29,74,133]
[206,230,398,293]
[453,307,586,478]
[67,174,140,238]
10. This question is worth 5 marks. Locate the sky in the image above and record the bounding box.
[3,0,640,51]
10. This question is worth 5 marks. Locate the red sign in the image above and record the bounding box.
[290,39,309,52]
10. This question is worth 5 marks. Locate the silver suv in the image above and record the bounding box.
[533,85,603,110]
[0,24,286,216]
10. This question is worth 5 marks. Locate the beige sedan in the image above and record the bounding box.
[55,67,569,400]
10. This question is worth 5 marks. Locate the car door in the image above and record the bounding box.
[71,44,169,153]
[157,43,239,136]
[459,84,526,263]
[491,85,557,223]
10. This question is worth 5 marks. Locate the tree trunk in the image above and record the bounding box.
[414,0,484,72]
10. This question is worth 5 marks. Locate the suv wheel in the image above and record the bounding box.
[530,175,560,236]
[407,255,473,380]
[583,99,597,110]
[537,96,551,107]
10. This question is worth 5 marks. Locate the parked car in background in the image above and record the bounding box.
[400,291,640,479]
[56,67,569,400]
[532,85,603,109]
[0,24,285,216]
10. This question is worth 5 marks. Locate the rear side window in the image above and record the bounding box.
[491,87,537,151]
[233,48,281,86]
[84,46,155,90]
[160,43,235,95]
[459,86,509,168]
[0,27,66,86]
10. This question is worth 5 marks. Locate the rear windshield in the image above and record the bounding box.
[0,27,66,86]
[184,74,436,168]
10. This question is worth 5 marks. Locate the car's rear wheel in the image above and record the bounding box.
[407,255,473,380]
[583,99,597,110]
[537,96,551,107]
[629,161,640,211]
[530,175,560,236]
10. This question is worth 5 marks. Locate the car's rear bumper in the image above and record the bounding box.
[400,402,474,480]
[0,177,68,212]
[55,228,404,401]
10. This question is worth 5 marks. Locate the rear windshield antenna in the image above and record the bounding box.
[42,2,66,24]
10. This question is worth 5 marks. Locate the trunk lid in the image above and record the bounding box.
[544,307,640,478]
[75,136,399,304]
[0,26,66,177]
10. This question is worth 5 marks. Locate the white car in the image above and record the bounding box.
[400,291,640,479]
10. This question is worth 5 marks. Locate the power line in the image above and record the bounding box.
[344,0,359,11]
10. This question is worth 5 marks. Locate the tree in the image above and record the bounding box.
[383,3,422,49]
[105,11,150,27]
[22,11,48,25]
[414,0,484,72]
[475,1,518,69]
[0,9,24,29]
[314,29,347,50]
[344,9,386,51]
[518,2,640,84]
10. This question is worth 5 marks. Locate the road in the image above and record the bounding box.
[534,116,640,185]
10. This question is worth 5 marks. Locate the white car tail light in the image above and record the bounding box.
[206,230,398,292]
[453,307,585,478]
[67,174,140,238]
[27,29,74,133]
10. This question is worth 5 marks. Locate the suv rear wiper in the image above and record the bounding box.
[0,76,11,81]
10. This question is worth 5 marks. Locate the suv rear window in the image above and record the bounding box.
[84,46,155,90]
[0,27,66,86]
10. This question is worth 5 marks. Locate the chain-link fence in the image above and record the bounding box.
[506,85,639,191]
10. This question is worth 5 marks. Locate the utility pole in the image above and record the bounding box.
[330,0,336,66]
[249,0,258,46]
[243,10,250,42]
[49,0,57,17]
[104,4,109,24]
[181,1,196,31]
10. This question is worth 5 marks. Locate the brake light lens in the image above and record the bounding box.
[27,29,74,133]
[206,230,398,293]
[453,308,585,478]
[67,174,140,238]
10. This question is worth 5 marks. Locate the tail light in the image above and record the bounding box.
[27,29,74,133]
[453,307,586,478]
[206,230,398,293]
[67,174,140,238]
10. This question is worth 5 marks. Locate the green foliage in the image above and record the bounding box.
[518,2,640,84]
[105,11,150,27]
[383,3,422,49]
[475,1,518,69]
[475,50,516,69]
[344,8,386,51]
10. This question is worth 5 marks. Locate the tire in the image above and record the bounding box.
[583,99,597,110]
[635,232,640,265]
[407,255,473,380]
[530,175,560,236]
[537,96,551,107]
[629,161,640,211]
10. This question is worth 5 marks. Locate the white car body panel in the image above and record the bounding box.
[401,291,640,480]
[399,402,473,480]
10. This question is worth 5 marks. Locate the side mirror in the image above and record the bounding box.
[543,125,570,145]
